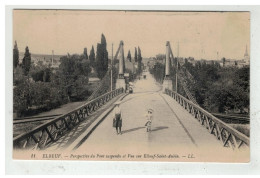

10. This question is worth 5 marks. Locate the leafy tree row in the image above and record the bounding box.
[149,62,165,83]
[13,53,92,117]
[150,58,249,114]
[13,41,32,76]
[13,47,92,117]
[128,46,142,75]
[13,34,111,117]
[183,61,249,114]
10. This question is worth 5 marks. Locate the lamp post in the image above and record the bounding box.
[176,41,179,93]
[111,43,113,91]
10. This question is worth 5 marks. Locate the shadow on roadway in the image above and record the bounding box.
[150,126,169,132]
[121,126,145,134]
[121,126,169,134]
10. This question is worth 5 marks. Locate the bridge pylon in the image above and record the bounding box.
[115,40,126,90]
[163,41,173,92]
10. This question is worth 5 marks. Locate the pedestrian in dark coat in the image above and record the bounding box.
[113,101,122,135]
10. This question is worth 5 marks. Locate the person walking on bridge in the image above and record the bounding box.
[113,101,122,135]
[145,109,153,132]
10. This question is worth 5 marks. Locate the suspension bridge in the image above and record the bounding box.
[13,41,250,162]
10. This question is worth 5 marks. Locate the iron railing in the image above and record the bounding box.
[13,88,124,150]
[165,88,249,150]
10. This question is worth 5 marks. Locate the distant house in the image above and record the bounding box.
[189,60,196,66]
[178,57,185,66]
[219,58,248,68]
[224,60,236,67]
[147,58,156,69]
[236,59,249,68]
[219,45,250,68]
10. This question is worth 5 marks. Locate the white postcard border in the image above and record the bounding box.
[5,5,260,175]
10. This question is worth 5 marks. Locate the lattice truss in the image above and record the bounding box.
[165,89,250,150]
[13,88,124,150]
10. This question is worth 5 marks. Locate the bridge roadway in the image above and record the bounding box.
[43,93,124,151]
[65,71,249,162]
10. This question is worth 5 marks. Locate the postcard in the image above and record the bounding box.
[12,10,250,163]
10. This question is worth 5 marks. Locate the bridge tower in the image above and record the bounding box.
[163,41,173,92]
[116,41,126,90]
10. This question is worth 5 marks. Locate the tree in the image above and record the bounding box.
[83,48,88,60]
[127,50,132,62]
[101,34,108,70]
[95,34,108,79]
[96,43,105,79]
[13,77,30,117]
[181,60,249,114]
[22,46,31,75]
[13,66,24,86]
[150,62,165,83]
[89,45,95,67]
[184,58,188,65]
[222,57,226,67]
[29,63,51,82]
[58,54,91,101]
[156,54,166,61]
[13,51,93,116]
[137,46,142,74]
[134,47,137,62]
[13,41,19,68]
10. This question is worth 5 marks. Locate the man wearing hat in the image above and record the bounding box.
[145,109,154,132]
[113,101,122,135]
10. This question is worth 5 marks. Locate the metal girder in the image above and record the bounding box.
[114,42,122,60]
[167,41,198,105]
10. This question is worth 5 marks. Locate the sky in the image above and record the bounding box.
[13,10,250,60]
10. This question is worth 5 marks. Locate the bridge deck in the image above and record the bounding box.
[45,93,124,151]
[73,72,249,162]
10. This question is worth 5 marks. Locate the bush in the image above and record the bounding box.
[13,81,29,117]
[13,77,69,117]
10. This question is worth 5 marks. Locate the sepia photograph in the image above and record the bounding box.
[11,9,250,163]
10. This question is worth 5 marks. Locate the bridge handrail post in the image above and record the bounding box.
[165,88,250,149]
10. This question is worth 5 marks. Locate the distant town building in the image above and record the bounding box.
[223,59,237,67]
[178,57,185,66]
[147,57,156,69]
[218,45,249,68]
[236,60,248,68]
[178,57,195,66]
[18,52,62,68]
